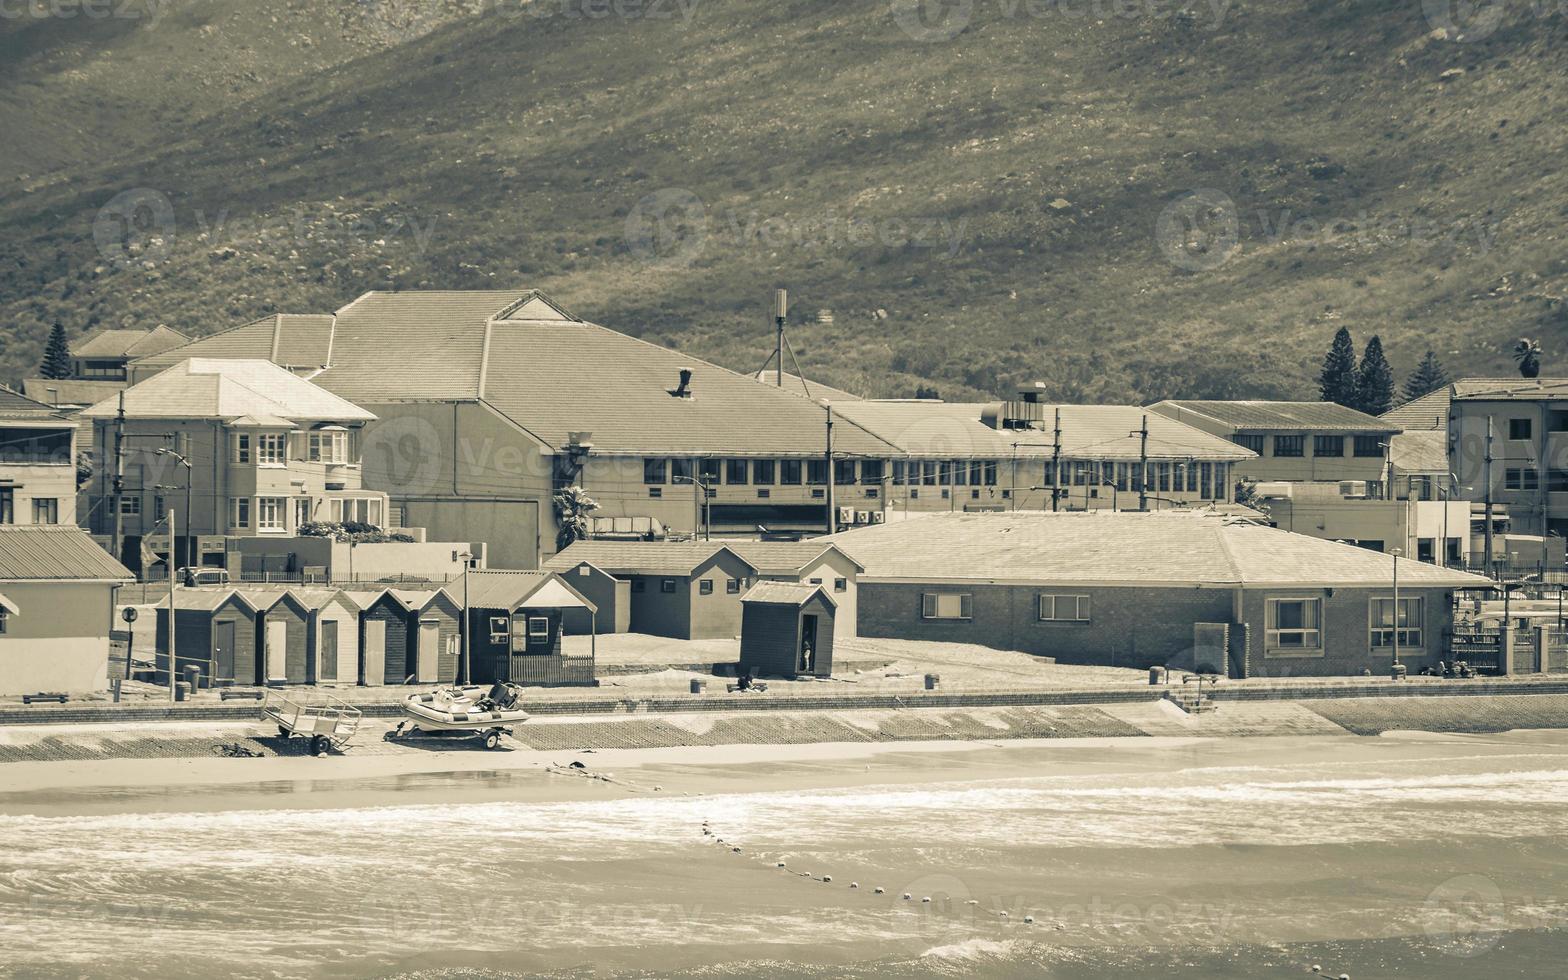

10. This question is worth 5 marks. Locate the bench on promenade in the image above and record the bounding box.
[726,682,769,694]
[220,689,265,701]
[22,693,67,705]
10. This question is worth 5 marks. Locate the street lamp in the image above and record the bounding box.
[672,475,713,540]
[155,447,192,570]
[453,549,474,684]
[1390,547,1404,677]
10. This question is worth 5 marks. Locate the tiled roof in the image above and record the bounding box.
[545,540,757,576]
[21,378,125,408]
[1151,400,1398,433]
[0,526,134,581]
[1382,388,1450,431]
[72,325,189,360]
[834,401,1253,461]
[461,569,557,609]
[1450,378,1568,401]
[830,511,1490,589]
[0,385,56,412]
[79,358,374,423]
[723,540,863,574]
[1389,430,1449,475]
[748,371,863,401]
[741,580,832,607]
[130,316,335,374]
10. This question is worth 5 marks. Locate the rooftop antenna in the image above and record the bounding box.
[754,287,813,397]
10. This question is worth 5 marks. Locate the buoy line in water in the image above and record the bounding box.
[698,819,1038,926]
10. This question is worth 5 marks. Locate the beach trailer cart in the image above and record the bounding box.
[262,689,363,756]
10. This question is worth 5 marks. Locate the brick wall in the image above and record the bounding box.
[1241,586,1453,678]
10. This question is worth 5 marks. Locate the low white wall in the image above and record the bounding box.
[0,581,113,695]
[339,541,474,582]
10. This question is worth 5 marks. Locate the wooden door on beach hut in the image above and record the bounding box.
[213,621,237,684]
[265,619,287,684]
[416,619,439,682]
[363,619,386,686]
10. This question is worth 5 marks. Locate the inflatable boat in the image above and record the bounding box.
[396,683,529,749]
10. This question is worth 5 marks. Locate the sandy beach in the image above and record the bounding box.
[2,726,1566,979]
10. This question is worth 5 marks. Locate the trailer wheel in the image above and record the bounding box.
[484,730,502,751]
[310,735,330,757]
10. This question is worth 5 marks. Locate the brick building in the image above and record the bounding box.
[833,511,1490,678]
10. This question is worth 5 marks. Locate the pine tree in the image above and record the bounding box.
[1318,326,1359,408]
[1402,350,1450,402]
[39,323,72,380]
[1356,335,1396,416]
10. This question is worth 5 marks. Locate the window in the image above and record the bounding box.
[232,433,251,464]
[1038,594,1091,622]
[1273,435,1304,458]
[671,458,694,483]
[1505,467,1540,491]
[331,497,383,525]
[32,498,59,525]
[780,460,802,485]
[0,607,7,634]
[1509,418,1532,441]
[983,461,998,486]
[861,459,884,484]
[1265,598,1321,650]
[528,617,550,641]
[644,458,667,484]
[490,616,509,644]
[726,578,741,594]
[921,592,973,620]
[257,497,286,531]
[951,461,968,486]
[1313,435,1344,457]
[834,577,848,593]
[809,577,822,585]
[921,462,939,486]
[306,430,348,464]
[726,459,749,485]
[698,458,722,484]
[1233,434,1264,454]
[649,487,663,498]
[753,460,775,485]
[661,579,677,594]
[631,579,646,593]
[893,461,907,486]
[295,498,313,528]
[119,495,141,517]
[1370,596,1423,649]
[230,497,250,529]
[807,460,828,485]
[257,433,286,466]
[0,488,11,524]
[1551,469,1568,493]
[699,579,714,595]
[834,460,857,485]
[1353,435,1383,457]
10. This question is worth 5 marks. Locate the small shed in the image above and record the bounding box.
[250,590,312,686]
[463,570,599,687]
[286,588,362,685]
[341,589,388,685]
[552,560,629,635]
[156,588,263,686]
[738,581,836,679]
[360,588,462,685]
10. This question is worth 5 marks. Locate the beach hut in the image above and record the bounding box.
[341,589,388,686]
[463,570,599,687]
[360,588,462,685]
[738,581,836,679]
[249,590,313,686]
[156,588,264,687]
[285,588,362,686]
[551,560,628,635]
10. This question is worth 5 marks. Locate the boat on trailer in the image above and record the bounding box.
[395,683,529,750]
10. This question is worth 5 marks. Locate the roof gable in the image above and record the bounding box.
[80,359,374,422]
[546,540,760,576]
[1382,388,1451,432]
[741,580,836,608]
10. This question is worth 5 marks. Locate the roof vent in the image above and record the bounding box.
[670,369,694,398]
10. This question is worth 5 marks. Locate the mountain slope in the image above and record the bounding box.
[2,0,1565,400]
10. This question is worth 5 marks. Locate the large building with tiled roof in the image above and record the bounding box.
[70,324,189,381]
[0,386,80,529]
[1149,399,1400,489]
[833,510,1491,678]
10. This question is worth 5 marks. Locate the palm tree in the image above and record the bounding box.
[1514,338,1543,378]
[553,486,601,551]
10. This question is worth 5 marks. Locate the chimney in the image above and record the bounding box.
[670,369,694,398]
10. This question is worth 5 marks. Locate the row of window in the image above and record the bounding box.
[1233,434,1385,458]
[629,576,849,595]
[643,458,888,487]
[488,615,552,645]
[1503,467,1568,492]
[1044,460,1230,499]
[232,430,350,466]
[0,490,59,525]
[917,592,1425,650]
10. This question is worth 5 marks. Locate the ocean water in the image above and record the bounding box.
[2,734,1566,979]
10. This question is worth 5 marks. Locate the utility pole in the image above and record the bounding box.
[1051,407,1062,513]
[111,390,126,564]
[824,402,836,534]
[167,507,178,701]
[1484,416,1495,571]
[1137,413,1151,512]
[774,288,787,387]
